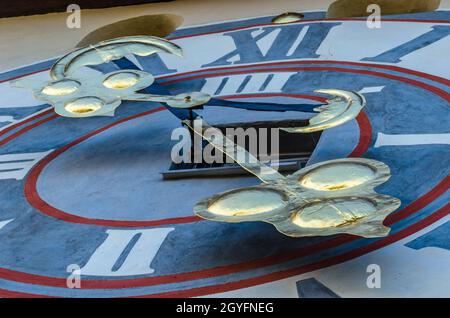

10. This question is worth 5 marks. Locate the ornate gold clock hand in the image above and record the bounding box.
[181,114,400,238]
[11,36,209,118]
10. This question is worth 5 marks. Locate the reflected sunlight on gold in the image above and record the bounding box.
[42,79,80,96]
[292,198,376,228]
[65,97,104,114]
[208,189,287,216]
[103,72,140,89]
[299,162,375,191]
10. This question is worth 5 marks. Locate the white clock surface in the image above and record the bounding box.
[0,7,448,297]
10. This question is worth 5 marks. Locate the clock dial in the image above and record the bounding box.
[0,9,448,298]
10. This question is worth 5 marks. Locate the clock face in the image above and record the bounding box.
[0,10,448,298]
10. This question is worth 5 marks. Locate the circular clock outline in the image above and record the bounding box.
[0,15,448,298]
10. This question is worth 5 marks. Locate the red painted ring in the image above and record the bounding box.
[0,62,447,295]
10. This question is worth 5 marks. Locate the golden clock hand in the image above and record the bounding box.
[127,92,212,109]
[194,156,401,238]
[125,93,173,103]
